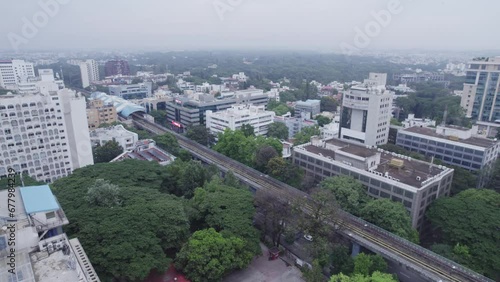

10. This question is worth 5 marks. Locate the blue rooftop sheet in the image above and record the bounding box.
[19,185,59,214]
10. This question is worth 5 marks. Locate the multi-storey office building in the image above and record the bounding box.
[109,82,153,100]
[206,104,275,136]
[166,90,268,128]
[0,60,35,89]
[340,73,393,146]
[79,59,99,88]
[0,185,100,282]
[0,89,93,183]
[460,57,500,122]
[292,137,454,230]
[396,125,500,188]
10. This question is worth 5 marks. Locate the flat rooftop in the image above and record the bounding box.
[403,126,497,148]
[302,140,446,188]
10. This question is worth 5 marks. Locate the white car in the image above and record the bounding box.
[303,234,313,241]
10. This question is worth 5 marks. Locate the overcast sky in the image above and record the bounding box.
[1,0,499,52]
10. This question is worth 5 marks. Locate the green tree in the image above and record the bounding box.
[298,188,341,238]
[353,253,388,276]
[330,245,354,275]
[92,140,123,163]
[190,179,261,255]
[153,132,180,155]
[85,179,121,207]
[486,159,500,193]
[273,104,292,116]
[175,228,254,282]
[149,109,168,126]
[320,96,338,112]
[426,189,500,279]
[329,271,397,282]
[240,123,255,137]
[186,125,215,146]
[294,126,321,145]
[131,77,143,84]
[360,199,419,243]
[254,190,292,247]
[303,259,325,282]
[315,115,332,127]
[255,145,279,172]
[51,161,190,281]
[319,176,370,215]
[268,122,289,140]
[266,157,303,188]
[160,159,216,198]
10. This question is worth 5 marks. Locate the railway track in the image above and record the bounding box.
[132,115,492,282]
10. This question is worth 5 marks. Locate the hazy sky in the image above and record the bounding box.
[1,0,499,52]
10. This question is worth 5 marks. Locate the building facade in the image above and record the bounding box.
[294,99,321,117]
[460,57,500,122]
[166,90,268,128]
[79,59,99,88]
[90,124,138,151]
[86,99,118,129]
[340,73,393,146]
[105,60,130,76]
[206,104,275,136]
[273,112,318,139]
[109,82,152,99]
[17,69,65,95]
[0,89,93,183]
[396,125,500,187]
[0,60,36,89]
[292,137,454,230]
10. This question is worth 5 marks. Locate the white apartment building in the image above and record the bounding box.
[0,60,35,89]
[293,137,454,230]
[17,69,65,95]
[206,104,275,136]
[79,59,99,88]
[340,73,394,146]
[0,185,100,282]
[401,114,436,129]
[0,89,93,183]
[90,124,139,151]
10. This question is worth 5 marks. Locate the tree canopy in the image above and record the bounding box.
[92,140,123,163]
[153,132,181,155]
[267,122,289,140]
[51,160,190,281]
[186,125,215,146]
[329,271,397,282]
[175,228,254,282]
[294,126,321,145]
[360,199,419,243]
[160,159,217,198]
[315,115,332,127]
[320,96,339,112]
[319,176,369,215]
[426,189,500,279]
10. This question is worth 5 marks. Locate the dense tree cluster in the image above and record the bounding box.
[267,99,293,116]
[92,140,123,163]
[426,189,500,279]
[186,125,215,146]
[294,126,321,145]
[51,160,258,282]
[267,122,290,140]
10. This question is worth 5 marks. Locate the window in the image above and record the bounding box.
[46,211,56,219]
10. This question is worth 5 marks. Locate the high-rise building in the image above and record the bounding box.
[79,60,99,88]
[339,73,393,146]
[0,60,36,89]
[460,56,500,122]
[0,89,93,183]
[105,60,130,76]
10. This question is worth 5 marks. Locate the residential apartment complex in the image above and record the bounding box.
[90,125,138,151]
[104,60,130,76]
[166,89,268,128]
[17,69,65,95]
[109,82,152,99]
[460,57,500,122]
[0,185,100,282]
[294,99,321,117]
[86,99,118,129]
[79,59,99,88]
[206,104,275,136]
[340,73,393,146]
[396,125,500,187]
[292,137,454,230]
[0,89,94,183]
[0,60,36,89]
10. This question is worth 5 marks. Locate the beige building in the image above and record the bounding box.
[86,99,117,129]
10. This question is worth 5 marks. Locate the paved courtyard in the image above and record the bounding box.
[223,243,305,282]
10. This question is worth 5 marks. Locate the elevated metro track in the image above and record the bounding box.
[131,114,492,282]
